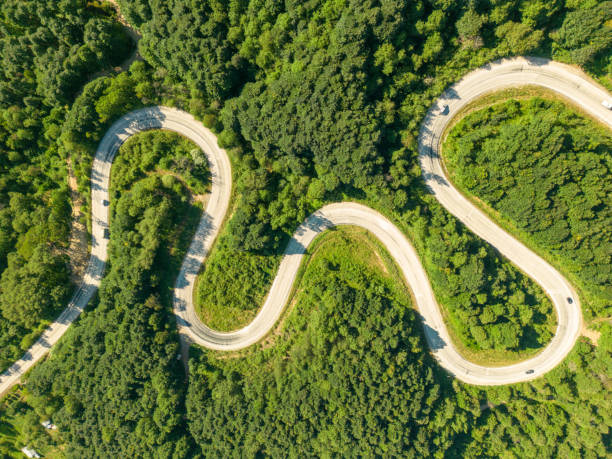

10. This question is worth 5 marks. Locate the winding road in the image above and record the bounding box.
[1,57,610,396]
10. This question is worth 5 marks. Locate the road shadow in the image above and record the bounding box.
[284,238,306,256]
[444,87,461,101]
[285,212,334,255]
[421,171,449,188]
[174,296,187,312]
[52,254,105,325]
[174,213,214,289]
[37,336,51,349]
[415,312,447,351]
[90,167,106,191]
[523,56,548,67]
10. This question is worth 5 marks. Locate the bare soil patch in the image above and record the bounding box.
[66,157,89,284]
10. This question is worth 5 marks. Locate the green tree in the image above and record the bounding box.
[0,246,70,328]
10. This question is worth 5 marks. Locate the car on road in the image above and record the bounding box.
[602,100,612,110]
[100,199,108,206]
[103,228,110,240]
[525,369,535,374]
[567,297,573,304]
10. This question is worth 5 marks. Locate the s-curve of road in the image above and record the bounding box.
[1,57,611,396]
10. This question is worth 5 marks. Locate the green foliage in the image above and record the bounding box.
[2,0,610,456]
[25,176,197,457]
[0,246,69,328]
[462,325,612,457]
[111,130,209,200]
[445,98,612,318]
[551,2,612,66]
[456,6,485,46]
[414,199,555,356]
[196,237,278,331]
[495,21,544,55]
[11,227,612,457]
[60,60,215,241]
[0,0,134,372]
[136,0,247,100]
[187,230,462,456]
[95,73,139,124]
[0,388,62,457]
[0,0,131,107]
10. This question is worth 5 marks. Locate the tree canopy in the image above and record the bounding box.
[0,0,610,456]
[0,0,133,371]
[444,97,612,319]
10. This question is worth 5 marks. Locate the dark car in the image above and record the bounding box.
[526,369,535,375]
[567,297,573,304]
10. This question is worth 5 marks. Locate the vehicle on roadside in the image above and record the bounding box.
[441,104,450,115]
[602,100,612,110]
[567,297,573,304]
[526,369,535,374]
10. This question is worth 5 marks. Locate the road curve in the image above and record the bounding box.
[1,57,610,395]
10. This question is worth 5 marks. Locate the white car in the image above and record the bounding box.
[602,100,612,110]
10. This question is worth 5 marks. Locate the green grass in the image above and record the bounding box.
[193,224,406,334]
[269,225,413,344]
[0,387,62,458]
[194,237,279,332]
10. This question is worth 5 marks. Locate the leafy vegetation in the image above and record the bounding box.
[1,0,610,456]
[24,175,197,457]
[416,201,555,360]
[60,59,217,229]
[51,0,606,356]
[8,229,612,457]
[196,243,278,331]
[3,127,208,456]
[444,97,611,320]
[0,0,132,372]
[0,388,62,458]
[186,228,457,456]
[110,130,209,199]
[461,325,612,457]
[186,232,611,456]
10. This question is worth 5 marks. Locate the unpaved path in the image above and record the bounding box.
[581,317,611,346]
[66,158,89,284]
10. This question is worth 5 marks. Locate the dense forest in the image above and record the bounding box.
[6,228,610,457]
[189,230,611,457]
[444,97,611,320]
[0,0,610,457]
[0,0,132,371]
[20,170,203,457]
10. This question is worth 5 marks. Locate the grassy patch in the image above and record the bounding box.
[0,387,62,458]
[195,241,279,332]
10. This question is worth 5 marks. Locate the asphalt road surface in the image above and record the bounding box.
[1,57,610,396]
